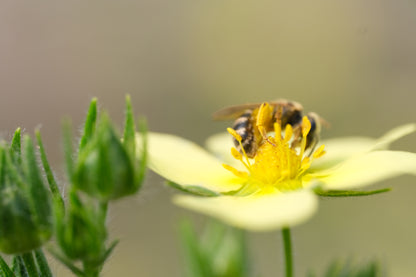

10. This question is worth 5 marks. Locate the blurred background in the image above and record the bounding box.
[0,0,415,276]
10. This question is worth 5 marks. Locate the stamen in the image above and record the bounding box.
[274,122,282,139]
[227,127,251,165]
[295,157,311,177]
[284,124,293,143]
[222,164,249,179]
[257,103,275,146]
[231,147,242,160]
[299,135,307,158]
[256,103,272,129]
[227,128,242,142]
[223,106,322,193]
[312,144,326,159]
[301,116,311,137]
[231,147,251,171]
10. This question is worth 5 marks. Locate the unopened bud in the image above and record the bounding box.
[0,131,52,254]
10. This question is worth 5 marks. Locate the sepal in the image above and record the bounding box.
[73,96,146,201]
[0,130,52,254]
[167,181,219,197]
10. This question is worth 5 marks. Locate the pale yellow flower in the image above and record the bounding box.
[137,122,416,231]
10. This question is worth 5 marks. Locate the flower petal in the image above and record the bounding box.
[370,123,416,150]
[205,132,235,163]
[310,123,416,171]
[173,190,318,231]
[309,137,375,171]
[316,151,416,190]
[136,133,243,192]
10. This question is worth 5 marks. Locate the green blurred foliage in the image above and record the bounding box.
[180,220,250,277]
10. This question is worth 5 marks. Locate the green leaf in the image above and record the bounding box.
[23,135,52,230]
[21,253,38,277]
[35,130,64,212]
[99,239,119,266]
[12,256,28,277]
[123,95,136,165]
[0,255,15,277]
[79,98,97,151]
[312,259,384,277]
[47,247,86,277]
[314,188,391,197]
[167,181,219,197]
[179,220,211,277]
[2,147,25,191]
[0,147,6,190]
[10,128,21,165]
[33,250,52,277]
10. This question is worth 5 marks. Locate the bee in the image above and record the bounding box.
[213,100,324,158]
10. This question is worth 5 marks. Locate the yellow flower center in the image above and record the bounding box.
[223,113,325,194]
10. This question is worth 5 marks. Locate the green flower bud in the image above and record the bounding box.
[0,130,52,254]
[73,96,146,201]
[55,190,107,265]
[75,114,135,200]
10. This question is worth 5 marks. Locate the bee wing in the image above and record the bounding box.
[269,99,303,110]
[212,103,262,120]
[212,99,303,120]
[307,112,330,129]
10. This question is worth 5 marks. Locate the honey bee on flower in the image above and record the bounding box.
[137,101,416,231]
[213,100,325,158]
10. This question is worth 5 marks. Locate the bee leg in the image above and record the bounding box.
[256,102,275,146]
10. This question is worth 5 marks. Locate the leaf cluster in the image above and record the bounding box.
[309,259,384,277]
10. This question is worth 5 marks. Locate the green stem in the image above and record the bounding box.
[281,228,293,277]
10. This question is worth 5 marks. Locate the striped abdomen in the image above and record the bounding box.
[232,110,257,158]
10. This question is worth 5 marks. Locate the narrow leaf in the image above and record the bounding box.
[35,130,64,212]
[79,98,97,151]
[3,148,26,190]
[0,147,6,189]
[0,255,15,277]
[10,128,22,164]
[314,188,391,197]
[12,256,28,277]
[33,250,52,277]
[179,220,208,277]
[23,135,51,228]
[100,239,119,265]
[21,253,38,277]
[47,248,86,277]
[123,95,136,163]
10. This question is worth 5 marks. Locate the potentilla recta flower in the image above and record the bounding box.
[137,107,416,231]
